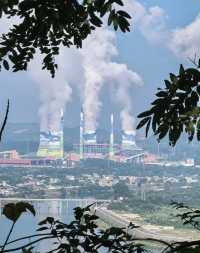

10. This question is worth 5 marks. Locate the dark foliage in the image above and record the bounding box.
[1,202,149,253]
[2,201,200,253]
[137,61,200,146]
[0,100,9,141]
[0,0,131,77]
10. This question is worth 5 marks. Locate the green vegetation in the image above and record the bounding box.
[0,202,151,253]
[137,61,200,147]
[0,0,131,77]
[1,201,200,252]
[1,1,200,252]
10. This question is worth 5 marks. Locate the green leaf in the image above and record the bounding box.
[108,10,115,26]
[158,125,169,140]
[170,73,177,82]
[151,98,165,106]
[90,15,103,27]
[112,0,124,6]
[117,10,131,19]
[3,59,9,70]
[179,64,185,75]
[197,119,200,141]
[137,110,152,118]
[156,91,168,97]
[112,16,119,30]
[164,80,171,89]
[197,86,200,95]
[46,217,54,224]
[136,117,151,130]
[37,227,49,231]
[145,119,151,137]
[38,219,47,226]
[0,100,9,141]
[3,202,35,222]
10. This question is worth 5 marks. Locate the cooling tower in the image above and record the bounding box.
[37,110,64,159]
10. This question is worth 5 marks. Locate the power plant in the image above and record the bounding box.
[0,109,145,167]
[73,109,144,162]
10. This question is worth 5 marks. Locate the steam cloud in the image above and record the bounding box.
[80,28,143,133]
[3,0,200,135]
[29,55,72,132]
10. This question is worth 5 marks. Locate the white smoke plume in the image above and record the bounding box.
[80,28,143,133]
[33,4,200,135]
[80,29,117,132]
[29,54,72,132]
[4,0,199,136]
[110,63,143,133]
[37,2,200,135]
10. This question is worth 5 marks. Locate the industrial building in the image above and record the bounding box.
[0,109,145,167]
[37,110,64,159]
[0,150,63,167]
[73,111,144,163]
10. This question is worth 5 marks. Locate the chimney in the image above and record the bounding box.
[60,109,64,159]
[80,108,84,160]
[109,113,114,158]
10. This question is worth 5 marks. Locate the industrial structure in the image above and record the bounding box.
[74,111,119,160]
[74,108,109,159]
[37,110,64,159]
[73,110,144,163]
[0,109,146,167]
[109,114,114,159]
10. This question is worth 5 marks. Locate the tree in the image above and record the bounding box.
[2,201,200,253]
[0,202,152,253]
[0,0,131,77]
[137,60,200,147]
[113,181,131,199]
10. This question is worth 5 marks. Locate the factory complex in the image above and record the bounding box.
[0,110,146,167]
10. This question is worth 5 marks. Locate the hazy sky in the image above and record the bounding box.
[0,0,200,131]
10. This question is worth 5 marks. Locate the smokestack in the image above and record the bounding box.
[80,108,84,160]
[109,113,114,158]
[60,109,64,159]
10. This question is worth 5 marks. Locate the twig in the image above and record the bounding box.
[0,233,53,248]
[2,236,56,253]
[0,100,9,141]
[0,221,15,253]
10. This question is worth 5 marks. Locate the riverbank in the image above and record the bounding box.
[95,207,200,243]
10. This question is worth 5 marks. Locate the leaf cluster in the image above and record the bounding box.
[162,202,200,253]
[4,201,200,253]
[171,202,200,231]
[0,0,131,77]
[137,63,200,146]
[3,201,35,222]
[1,202,146,253]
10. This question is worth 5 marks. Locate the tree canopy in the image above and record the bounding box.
[137,60,200,146]
[0,0,131,77]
